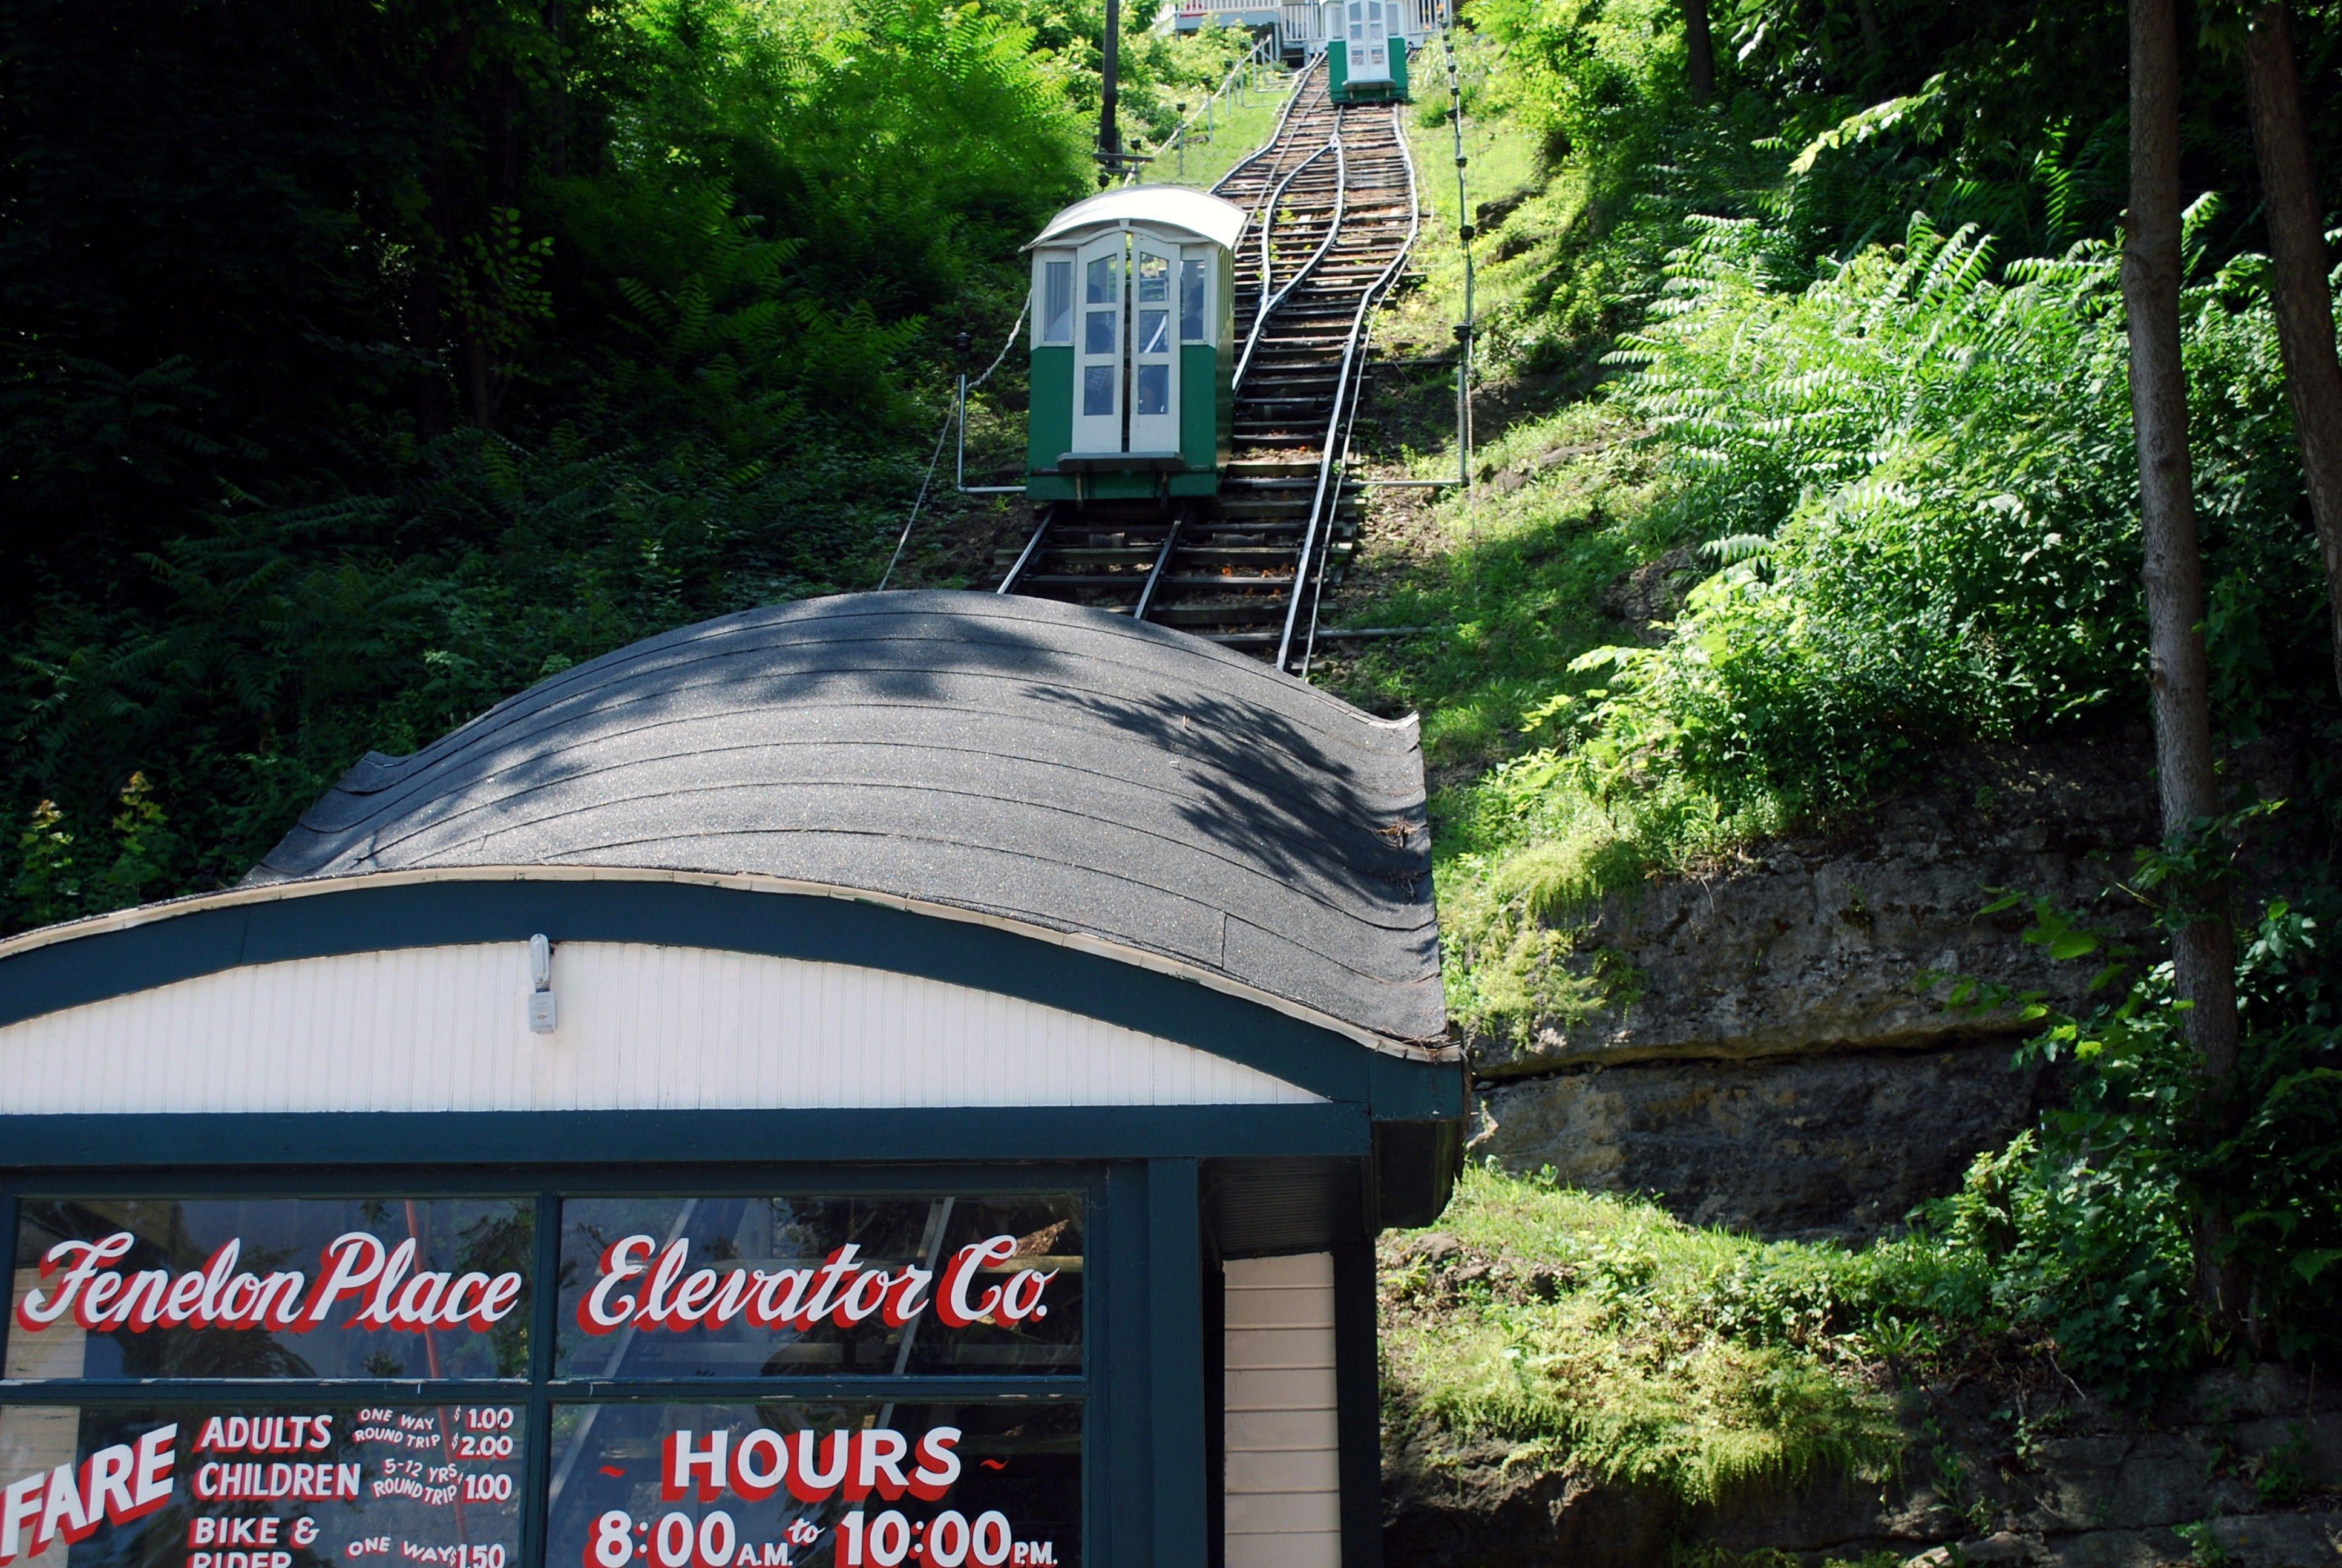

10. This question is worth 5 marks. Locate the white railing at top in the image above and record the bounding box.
[1272,0,1446,49]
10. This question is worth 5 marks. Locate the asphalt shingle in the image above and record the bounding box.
[252,591,1447,1048]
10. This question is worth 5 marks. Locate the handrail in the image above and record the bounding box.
[1276,98,1422,672]
[1130,32,1285,187]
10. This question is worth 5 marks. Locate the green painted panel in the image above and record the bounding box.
[1327,36,1409,103]
[1028,344,1072,476]
[1179,344,1216,473]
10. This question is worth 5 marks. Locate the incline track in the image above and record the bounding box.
[997,61,1422,671]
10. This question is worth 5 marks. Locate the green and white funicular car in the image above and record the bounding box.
[1024,185,1242,506]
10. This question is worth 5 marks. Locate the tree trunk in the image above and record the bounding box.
[2243,1,2342,706]
[1684,0,1715,103]
[2124,0,2246,1334]
[1855,0,1884,81]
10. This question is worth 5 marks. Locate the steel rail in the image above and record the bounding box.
[1275,99,1422,672]
[1233,134,1345,394]
[1210,51,1323,201]
[995,506,1052,594]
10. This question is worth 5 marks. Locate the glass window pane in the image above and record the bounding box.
[1041,260,1072,343]
[1135,364,1169,416]
[1084,307,1115,356]
[1084,254,1117,303]
[1136,252,1169,303]
[1083,364,1115,415]
[1138,309,1169,356]
[0,1401,525,1568]
[546,1402,1081,1568]
[8,1197,534,1382]
[1179,260,1206,341]
[556,1195,1085,1379]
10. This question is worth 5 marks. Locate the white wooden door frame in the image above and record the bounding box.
[1127,233,1182,453]
[1072,229,1127,454]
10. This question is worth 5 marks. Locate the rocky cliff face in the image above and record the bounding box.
[1466,741,2169,1238]
[1386,1365,2342,1568]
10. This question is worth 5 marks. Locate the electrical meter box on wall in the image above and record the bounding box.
[1024,187,1241,505]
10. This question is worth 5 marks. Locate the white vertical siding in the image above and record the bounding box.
[1224,1252,1342,1568]
[0,942,1323,1114]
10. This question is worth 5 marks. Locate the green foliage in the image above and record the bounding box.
[1900,887,2342,1390]
[1580,205,2326,818]
[0,0,1139,933]
[1382,1169,1904,1509]
[1383,197,2332,1042]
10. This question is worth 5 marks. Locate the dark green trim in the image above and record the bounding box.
[1179,343,1218,472]
[521,1184,558,1568]
[1148,1159,1207,1568]
[0,877,1462,1118]
[1333,1242,1385,1568]
[0,1104,1370,1170]
[1203,1248,1227,1568]
[1,1161,1109,1196]
[1371,1118,1465,1228]
[1102,1166,1151,1564]
[1025,471,1218,501]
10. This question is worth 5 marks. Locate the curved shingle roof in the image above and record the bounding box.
[251,591,1447,1050]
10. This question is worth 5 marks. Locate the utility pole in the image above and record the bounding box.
[1099,0,1121,182]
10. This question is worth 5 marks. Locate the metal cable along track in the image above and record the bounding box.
[998,60,1423,672]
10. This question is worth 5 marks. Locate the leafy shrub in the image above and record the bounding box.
[1896,889,2342,1390]
[1584,204,2324,818]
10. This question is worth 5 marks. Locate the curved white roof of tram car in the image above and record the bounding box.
[1025,185,1248,252]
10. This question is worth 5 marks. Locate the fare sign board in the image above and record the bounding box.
[0,1405,525,1568]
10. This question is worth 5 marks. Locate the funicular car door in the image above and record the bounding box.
[1127,235,1181,453]
[1348,0,1390,81]
[1072,232,1124,454]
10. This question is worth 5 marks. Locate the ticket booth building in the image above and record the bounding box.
[0,593,1460,1568]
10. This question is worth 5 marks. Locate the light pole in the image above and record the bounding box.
[1099,0,1121,183]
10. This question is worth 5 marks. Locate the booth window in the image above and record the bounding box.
[1040,260,1072,344]
[3,1186,1089,1568]
[1179,260,1206,343]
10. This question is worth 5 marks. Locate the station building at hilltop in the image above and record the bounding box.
[0,591,1461,1568]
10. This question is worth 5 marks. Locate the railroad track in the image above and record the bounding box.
[997,60,1422,672]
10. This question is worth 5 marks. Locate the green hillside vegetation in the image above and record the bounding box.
[0,0,1245,928]
[1344,0,2342,1509]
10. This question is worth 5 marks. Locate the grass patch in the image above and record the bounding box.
[1382,1168,1907,1508]
[1147,72,1296,191]
[1323,398,1766,1039]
